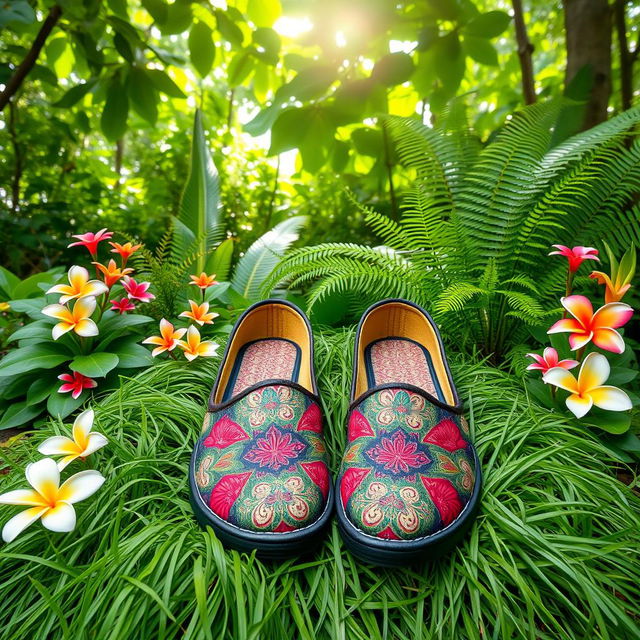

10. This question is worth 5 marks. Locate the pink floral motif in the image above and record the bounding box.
[301,461,330,498]
[348,410,375,441]
[421,476,462,526]
[209,472,252,520]
[366,431,430,474]
[423,418,467,452]
[244,426,305,470]
[340,467,371,507]
[297,403,322,433]
[203,415,249,449]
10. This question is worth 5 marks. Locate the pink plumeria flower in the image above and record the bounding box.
[38,409,107,471]
[110,297,135,314]
[548,295,633,353]
[0,458,104,542]
[68,228,114,259]
[543,352,632,418]
[58,371,97,399]
[548,245,599,273]
[122,278,155,303]
[526,347,579,376]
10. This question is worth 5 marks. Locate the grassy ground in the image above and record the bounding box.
[0,328,639,640]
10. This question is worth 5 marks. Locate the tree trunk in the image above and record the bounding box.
[613,0,636,111]
[563,0,612,129]
[511,0,536,104]
[0,5,62,112]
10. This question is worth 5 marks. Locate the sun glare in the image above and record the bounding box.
[274,16,313,38]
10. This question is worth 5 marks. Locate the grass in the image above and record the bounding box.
[0,327,639,640]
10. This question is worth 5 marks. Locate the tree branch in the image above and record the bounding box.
[511,0,537,104]
[0,5,63,112]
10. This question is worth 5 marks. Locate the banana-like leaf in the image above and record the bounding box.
[232,216,307,301]
[205,237,234,280]
[174,109,221,271]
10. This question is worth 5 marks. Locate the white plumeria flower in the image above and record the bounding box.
[0,458,104,543]
[38,409,107,470]
[46,265,108,304]
[543,352,632,418]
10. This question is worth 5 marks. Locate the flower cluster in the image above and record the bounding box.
[0,409,106,543]
[143,271,220,362]
[527,244,635,419]
[44,229,151,397]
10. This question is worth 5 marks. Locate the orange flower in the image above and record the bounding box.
[589,242,636,303]
[189,272,218,290]
[92,259,133,288]
[178,300,219,326]
[142,319,187,357]
[109,241,142,266]
[177,326,219,361]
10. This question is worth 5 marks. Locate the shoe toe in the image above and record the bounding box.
[191,385,331,533]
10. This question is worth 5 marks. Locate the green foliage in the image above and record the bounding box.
[268,104,640,360]
[0,330,639,638]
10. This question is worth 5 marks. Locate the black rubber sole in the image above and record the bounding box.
[189,451,334,561]
[335,453,482,567]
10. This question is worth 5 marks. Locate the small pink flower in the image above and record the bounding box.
[548,245,599,273]
[68,228,114,259]
[110,297,136,314]
[122,277,155,303]
[58,371,98,399]
[526,347,579,375]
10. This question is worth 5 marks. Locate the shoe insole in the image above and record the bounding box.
[364,337,445,402]
[222,338,301,401]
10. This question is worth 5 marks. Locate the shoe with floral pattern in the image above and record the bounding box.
[189,300,333,560]
[335,299,481,566]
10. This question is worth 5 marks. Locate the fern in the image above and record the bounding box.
[268,101,640,360]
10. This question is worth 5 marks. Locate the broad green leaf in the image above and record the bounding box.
[8,321,52,343]
[351,127,384,156]
[0,401,42,430]
[175,110,221,272]
[47,390,84,420]
[433,33,465,96]
[372,53,415,87]
[247,0,281,27]
[52,78,98,108]
[232,216,307,301]
[128,67,158,124]
[204,238,234,280]
[0,344,70,377]
[0,265,20,297]
[70,353,119,378]
[101,75,129,141]
[7,298,48,320]
[145,68,186,98]
[28,376,59,406]
[96,312,154,350]
[216,10,244,46]
[278,64,335,101]
[582,410,631,434]
[141,0,168,23]
[11,270,62,299]
[159,2,192,34]
[228,49,255,87]
[114,33,134,62]
[463,36,499,66]
[464,11,511,39]
[244,103,282,137]
[0,373,38,400]
[110,339,154,368]
[189,22,216,77]
[0,0,35,27]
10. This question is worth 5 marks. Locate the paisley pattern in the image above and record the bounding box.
[338,387,476,540]
[193,384,330,533]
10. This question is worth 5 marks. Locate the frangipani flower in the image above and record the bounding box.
[526,347,579,375]
[92,259,133,288]
[0,302,10,312]
[109,241,142,266]
[38,409,107,471]
[110,297,135,314]
[122,278,155,303]
[179,300,219,326]
[548,295,633,353]
[549,245,599,272]
[177,325,219,361]
[68,228,113,258]
[543,352,632,418]
[590,242,636,304]
[142,319,187,357]
[0,458,105,543]
[189,272,218,290]
[46,266,108,304]
[42,296,99,340]
[58,371,97,399]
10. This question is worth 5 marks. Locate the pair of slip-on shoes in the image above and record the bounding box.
[189,299,481,566]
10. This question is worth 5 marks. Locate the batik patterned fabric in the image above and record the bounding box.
[193,384,330,533]
[338,387,476,540]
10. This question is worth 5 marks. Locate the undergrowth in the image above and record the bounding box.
[0,329,638,639]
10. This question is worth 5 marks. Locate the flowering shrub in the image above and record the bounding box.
[526,243,637,445]
[0,231,155,428]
